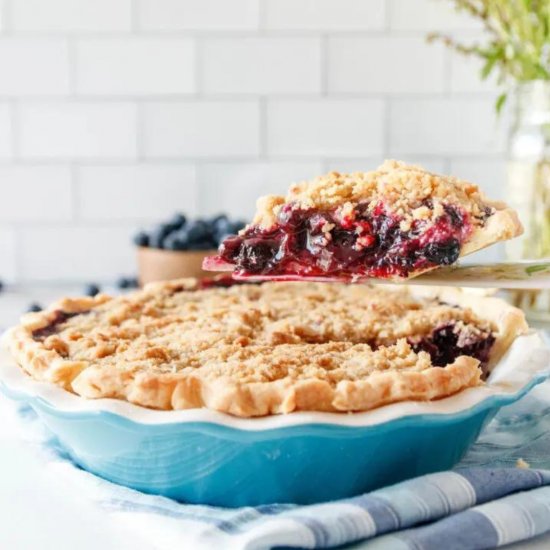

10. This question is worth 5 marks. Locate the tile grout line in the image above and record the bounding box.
[9,98,19,159]
[383,97,391,160]
[194,35,203,96]
[130,0,139,32]
[0,29,484,39]
[70,163,79,222]
[0,92,498,102]
[320,34,329,96]
[67,36,78,96]
[257,0,266,32]
[135,101,145,161]
[384,0,393,32]
[12,225,22,284]
[2,0,12,34]
[259,96,267,159]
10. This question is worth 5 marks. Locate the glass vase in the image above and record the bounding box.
[506,80,550,322]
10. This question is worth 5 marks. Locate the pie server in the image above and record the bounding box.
[219,260,550,289]
[406,261,550,289]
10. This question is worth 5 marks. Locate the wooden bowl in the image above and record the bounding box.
[137,247,219,285]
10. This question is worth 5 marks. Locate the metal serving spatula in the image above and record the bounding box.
[405,261,550,289]
[207,258,550,289]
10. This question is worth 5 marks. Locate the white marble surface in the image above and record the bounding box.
[0,400,154,550]
[0,285,153,550]
[0,285,549,550]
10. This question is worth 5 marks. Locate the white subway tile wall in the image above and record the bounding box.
[75,38,196,96]
[18,102,138,159]
[0,0,505,283]
[267,99,385,156]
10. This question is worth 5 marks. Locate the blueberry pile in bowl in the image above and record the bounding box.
[134,213,246,252]
[135,213,246,284]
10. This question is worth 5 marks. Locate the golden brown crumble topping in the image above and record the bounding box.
[22,281,494,385]
[252,160,495,230]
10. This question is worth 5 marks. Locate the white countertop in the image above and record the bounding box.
[0,405,152,550]
[1,285,549,550]
[0,285,153,550]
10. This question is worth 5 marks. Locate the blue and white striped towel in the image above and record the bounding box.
[12,386,550,550]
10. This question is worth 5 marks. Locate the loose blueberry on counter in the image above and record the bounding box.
[27,302,43,313]
[127,277,139,288]
[133,231,150,247]
[0,279,3,293]
[116,276,139,289]
[84,283,100,297]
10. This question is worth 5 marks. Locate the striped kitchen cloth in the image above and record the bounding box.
[12,401,550,550]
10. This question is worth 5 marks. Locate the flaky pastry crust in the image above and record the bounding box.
[5,279,527,417]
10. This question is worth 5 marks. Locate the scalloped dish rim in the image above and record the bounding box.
[1,330,549,431]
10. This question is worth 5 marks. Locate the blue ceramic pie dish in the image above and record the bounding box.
[1,332,549,508]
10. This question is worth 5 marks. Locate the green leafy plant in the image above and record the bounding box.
[428,0,550,110]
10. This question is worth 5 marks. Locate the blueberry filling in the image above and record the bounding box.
[422,239,460,266]
[409,323,495,378]
[32,310,84,341]
[237,238,279,273]
[218,201,475,278]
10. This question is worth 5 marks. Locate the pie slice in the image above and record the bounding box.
[204,160,523,282]
[5,278,527,417]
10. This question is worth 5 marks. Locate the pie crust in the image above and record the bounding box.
[4,278,528,417]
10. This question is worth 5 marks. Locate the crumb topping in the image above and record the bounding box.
[23,281,495,386]
[252,160,493,230]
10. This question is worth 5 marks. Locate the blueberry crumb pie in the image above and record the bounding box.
[204,160,522,282]
[5,278,527,417]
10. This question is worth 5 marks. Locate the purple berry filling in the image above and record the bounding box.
[32,310,84,341]
[409,323,495,378]
[217,201,474,279]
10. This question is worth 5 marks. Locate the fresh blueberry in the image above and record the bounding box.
[164,230,191,251]
[213,217,228,231]
[127,277,139,288]
[133,231,150,247]
[162,233,178,251]
[84,283,100,297]
[186,220,210,244]
[27,302,43,313]
[232,220,247,232]
[209,214,229,228]
[168,212,187,229]
[0,279,4,293]
[214,224,231,242]
[148,224,173,249]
